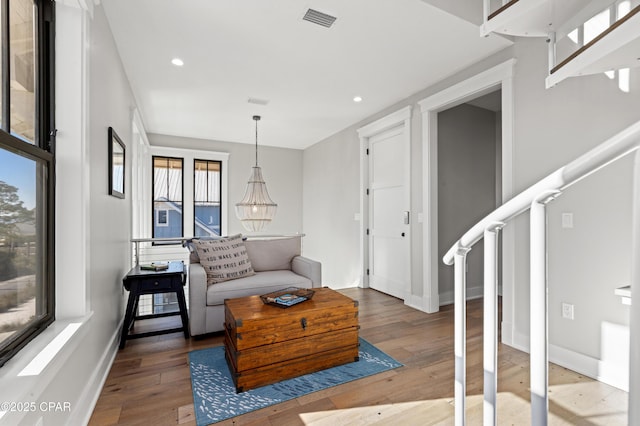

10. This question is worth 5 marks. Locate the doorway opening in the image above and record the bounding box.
[437,89,502,305]
[418,59,515,319]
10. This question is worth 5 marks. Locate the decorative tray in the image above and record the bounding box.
[260,287,315,308]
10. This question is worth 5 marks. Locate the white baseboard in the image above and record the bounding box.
[331,282,359,290]
[504,326,629,392]
[438,284,483,306]
[404,286,482,313]
[405,293,432,313]
[74,317,123,425]
[501,320,514,347]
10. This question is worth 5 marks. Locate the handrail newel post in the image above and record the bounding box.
[530,190,560,426]
[454,244,471,426]
[483,222,505,426]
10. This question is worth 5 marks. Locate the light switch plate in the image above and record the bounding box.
[562,213,574,229]
[562,302,574,320]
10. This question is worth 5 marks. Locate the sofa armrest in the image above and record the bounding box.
[291,256,322,287]
[188,262,208,336]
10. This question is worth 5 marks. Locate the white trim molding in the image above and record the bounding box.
[508,323,630,392]
[356,106,412,296]
[357,106,413,138]
[418,59,516,314]
[55,0,92,319]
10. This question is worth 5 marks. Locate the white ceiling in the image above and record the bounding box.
[103,0,511,149]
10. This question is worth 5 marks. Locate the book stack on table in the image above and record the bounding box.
[139,262,169,271]
[271,293,307,307]
[260,287,315,308]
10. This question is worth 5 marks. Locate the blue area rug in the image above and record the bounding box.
[188,337,402,425]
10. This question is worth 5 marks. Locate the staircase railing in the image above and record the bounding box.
[442,119,640,425]
[549,1,640,76]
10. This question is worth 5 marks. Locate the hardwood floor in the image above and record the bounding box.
[89,288,628,425]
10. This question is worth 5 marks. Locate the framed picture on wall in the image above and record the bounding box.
[109,127,125,198]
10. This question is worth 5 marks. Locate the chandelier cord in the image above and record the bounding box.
[235,115,276,232]
[254,116,259,167]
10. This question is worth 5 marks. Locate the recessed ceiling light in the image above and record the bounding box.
[171,58,184,67]
[353,96,363,103]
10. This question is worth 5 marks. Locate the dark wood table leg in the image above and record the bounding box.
[130,295,139,330]
[120,291,138,349]
[176,288,190,339]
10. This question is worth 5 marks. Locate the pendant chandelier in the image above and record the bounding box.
[235,115,277,232]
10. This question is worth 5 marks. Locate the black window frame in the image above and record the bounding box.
[193,159,222,237]
[151,155,184,244]
[0,0,55,367]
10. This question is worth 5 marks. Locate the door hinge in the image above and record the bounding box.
[366,148,369,155]
[366,188,369,196]
[366,269,370,276]
[366,228,369,235]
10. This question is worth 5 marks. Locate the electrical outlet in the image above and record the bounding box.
[562,302,574,320]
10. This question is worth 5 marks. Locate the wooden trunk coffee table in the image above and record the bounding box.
[224,287,359,392]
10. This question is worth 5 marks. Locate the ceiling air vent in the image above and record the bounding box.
[303,8,337,28]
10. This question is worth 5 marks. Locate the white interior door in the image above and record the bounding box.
[368,125,410,300]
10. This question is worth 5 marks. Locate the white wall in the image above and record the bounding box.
[303,37,639,388]
[2,3,138,424]
[506,38,638,389]
[148,133,304,238]
[303,48,514,293]
[420,0,483,25]
[303,130,362,288]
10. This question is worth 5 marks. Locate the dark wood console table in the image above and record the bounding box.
[119,260,189,349]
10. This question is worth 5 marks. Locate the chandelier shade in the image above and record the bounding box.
[235,116,277,232]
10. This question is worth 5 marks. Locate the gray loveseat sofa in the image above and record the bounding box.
[188,235,321,336]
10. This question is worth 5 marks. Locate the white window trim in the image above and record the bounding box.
[148,146,229,239]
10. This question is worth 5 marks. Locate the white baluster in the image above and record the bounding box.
[454,245,471,426]
[484,223,504,426]
[630,150,640,425]
[530,191,560,426]
[547,32,557,75]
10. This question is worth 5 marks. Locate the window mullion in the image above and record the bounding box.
[35,0,55,152]
[1,0,10,131]
[206,163,210,203]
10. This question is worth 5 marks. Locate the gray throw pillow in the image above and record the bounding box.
[192,234,255,284]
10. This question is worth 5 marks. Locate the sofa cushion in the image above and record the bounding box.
[244,236,301,272]
[186,235,244,264]
[206,270,312,306]
[192,234,255,284]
